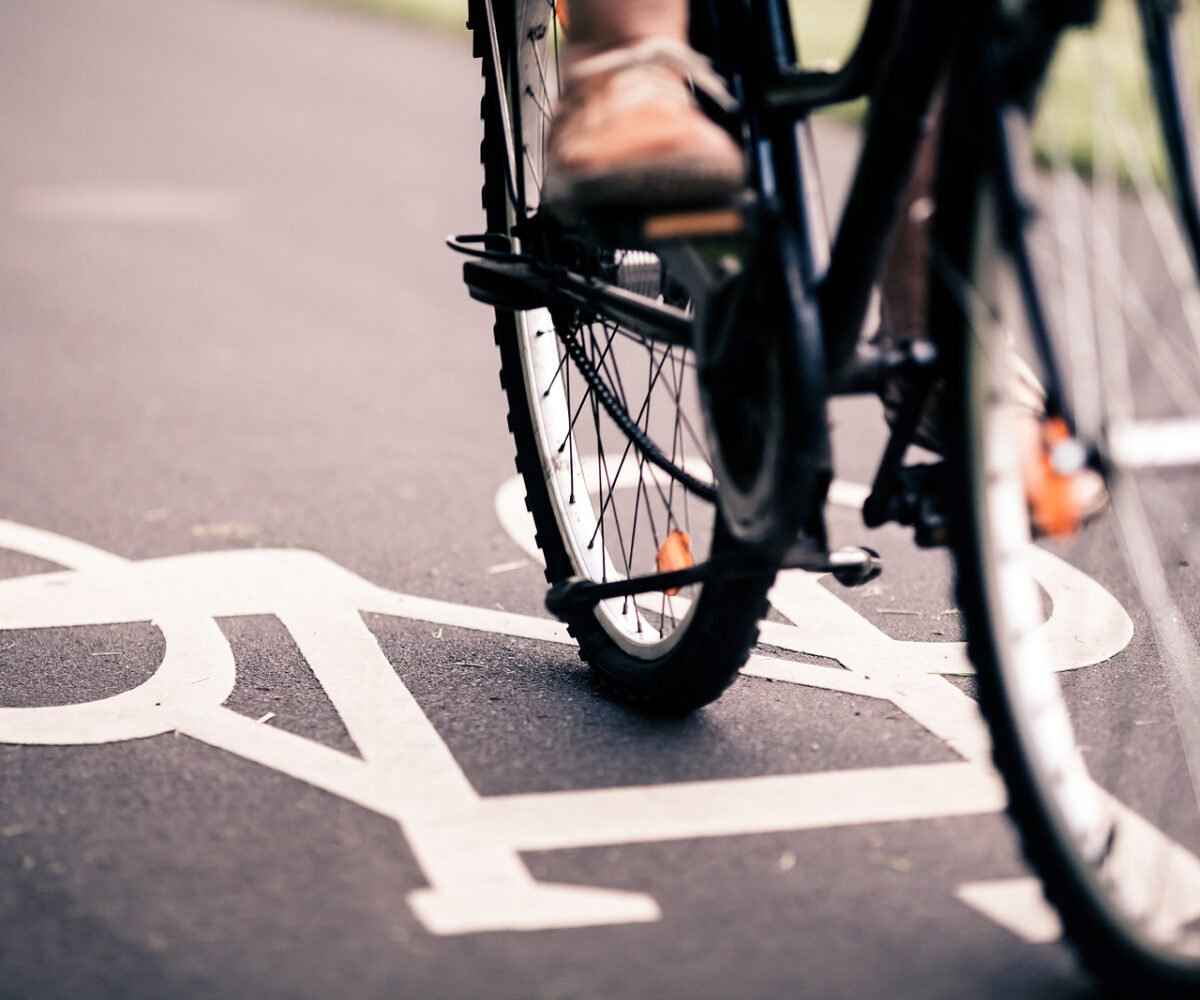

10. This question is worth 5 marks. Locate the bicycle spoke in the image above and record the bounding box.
[582,343,676,545]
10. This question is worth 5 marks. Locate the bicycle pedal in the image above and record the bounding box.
[567,194,754,251]
[642,206,746,241]
[780,545,883,587]
[545,560,731,617]
[831,546,883,586]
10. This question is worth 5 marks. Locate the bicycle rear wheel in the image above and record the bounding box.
[940,2,1200,992]
[469,0,775,712]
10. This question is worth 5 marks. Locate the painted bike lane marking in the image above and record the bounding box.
[0,500,1194,942]
[0,518,1003,931]
[495,470,1200,941]
[0,521,999,934]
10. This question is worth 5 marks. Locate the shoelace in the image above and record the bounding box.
[568,37,739,114]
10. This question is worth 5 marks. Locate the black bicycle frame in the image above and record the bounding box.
[470,0,967,390]
[460,0,971,552]
[691,0,966,383]
[462,0,1117,546]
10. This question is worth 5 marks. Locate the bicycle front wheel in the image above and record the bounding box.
[940,2,1200,993]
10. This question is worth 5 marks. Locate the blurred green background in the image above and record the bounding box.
[334,0,1193,181]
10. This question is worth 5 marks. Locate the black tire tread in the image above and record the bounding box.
[955,515,1200,996]
[936,67,1200,996]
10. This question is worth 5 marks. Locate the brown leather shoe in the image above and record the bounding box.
[543,39,744,215]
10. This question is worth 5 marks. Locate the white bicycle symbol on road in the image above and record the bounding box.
[0,477,1175,941]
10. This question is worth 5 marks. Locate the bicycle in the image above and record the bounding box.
[453,0,1200,993]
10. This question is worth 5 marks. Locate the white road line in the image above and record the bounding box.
[0,610,235,745]
[0,518,131,572]
[278,608,478,807]
[740,653,891,699]
[956,879,1063,944]
[494,474,1133,677]
[481,763,1006,852]
[0,507,1148,939]
[765,568,993,763]
[358,588,574,647]
[486,560,528,575]
[177,706,392,814]
[489,471,1145,942]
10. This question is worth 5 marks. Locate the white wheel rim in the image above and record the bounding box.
[503,1,706,658]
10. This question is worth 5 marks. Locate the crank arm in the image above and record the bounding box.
[545,546,881,617]
[546,564,730,617]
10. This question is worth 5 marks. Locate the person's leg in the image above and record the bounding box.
[880,104,939,352]
[566,0,688,55]
[875,105,1102,528]
[876,100,948,452]
[543,0,744,213]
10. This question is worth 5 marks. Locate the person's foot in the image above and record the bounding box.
[1020,415,1109,537]
[879,344,1107,535]
[543,39,744,216]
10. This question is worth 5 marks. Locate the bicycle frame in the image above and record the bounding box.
[467,0,964,544]
[471,0,963,386]
[459,0,1096,563]
[718,0,963,378]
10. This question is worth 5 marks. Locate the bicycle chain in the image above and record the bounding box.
[555,319,718,504]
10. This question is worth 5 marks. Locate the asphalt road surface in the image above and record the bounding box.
[0,1,1128,997]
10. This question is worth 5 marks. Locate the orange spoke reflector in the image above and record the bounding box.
[656,530,694,596]
[555,0,568,31]
[1024,417,1082,538]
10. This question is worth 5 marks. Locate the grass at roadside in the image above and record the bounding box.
[317,0,464,31]
[792,0,1183,183]
[325,0,874,69]
[1035,1,1196,183]
[350,0,1188,181]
